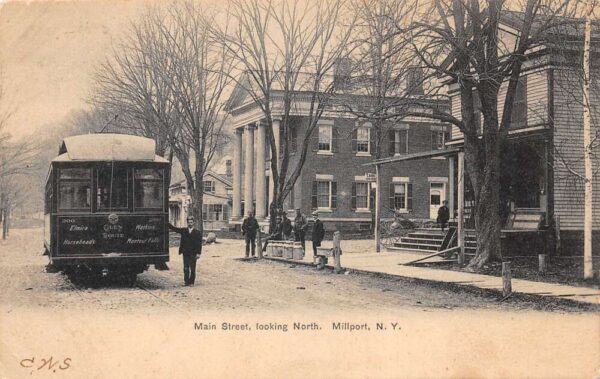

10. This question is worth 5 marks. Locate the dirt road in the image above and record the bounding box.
[1,227,598,378]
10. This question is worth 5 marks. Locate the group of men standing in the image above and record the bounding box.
[167,208,327,287]
[241,208,325,258]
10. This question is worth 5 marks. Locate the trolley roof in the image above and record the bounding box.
[53,133,169,163]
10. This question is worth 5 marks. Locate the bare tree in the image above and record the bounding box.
[409,0,579,269]
[211,0,355,228]
[0,75,40,238]
[341,0,421,159]
[92,1,234,229]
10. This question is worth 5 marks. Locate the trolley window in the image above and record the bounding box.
[97,165,129,210]
[134,168,164,210]
[58,168,91,211]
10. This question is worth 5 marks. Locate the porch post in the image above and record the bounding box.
[244,124,255,216]
[375,164,381,253]
[448,156,455,220]
[232,129,243,219]
[457,151,465,265]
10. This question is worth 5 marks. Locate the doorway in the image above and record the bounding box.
[430,182,446,219]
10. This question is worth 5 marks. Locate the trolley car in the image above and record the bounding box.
[43,134,170,283]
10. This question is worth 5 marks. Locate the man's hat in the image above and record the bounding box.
[295,207,301,211]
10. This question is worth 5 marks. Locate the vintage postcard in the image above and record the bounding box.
[0,0,599,378]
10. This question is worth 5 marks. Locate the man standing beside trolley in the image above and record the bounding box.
[169,216,203,286]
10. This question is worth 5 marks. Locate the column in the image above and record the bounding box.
[255,122,267,218]
[244,124,255,216]
[448,156,455,221]
[457,151,465,264]
[232,129,243,219]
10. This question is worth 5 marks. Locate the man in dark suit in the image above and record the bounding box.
[262,215,282,252]
[437,200,450,231]
[311,211,325,257]
[169,216,203,286]
[242,211,260,258]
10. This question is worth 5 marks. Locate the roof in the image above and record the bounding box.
[363,148,461,166]
[54,133,169,163]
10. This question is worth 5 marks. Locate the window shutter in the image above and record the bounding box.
[369,129,375,155]
[389,183,395,209]
[351,129,358,153]
[291,128,298,154]
[431,130,437,151]
[332,126,339,153]
[400,129,408,154]
[388,130,395,156]
[351,182,357,211]
[331,182,337,209]
[407,183,413,211]
[312,181,318,209]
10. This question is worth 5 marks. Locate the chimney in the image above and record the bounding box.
[225,159,232,180]
[333,57,352,90]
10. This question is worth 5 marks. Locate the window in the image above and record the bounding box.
[355,182,369,210]
[203,204,224,221]
[431,130,446,150]
[58,168,91,210]
[317,181,331,208]
[135,168,164,209]
[97,165,128,210]
[407,67,424,96]
[318,125,332,152]
[393,183,407,210]
[203,181,215,193]
[356,127,370,153]
[389,182,412,212]
[394,129,408,155]
[510,77,527,128]
[312,180,337,210]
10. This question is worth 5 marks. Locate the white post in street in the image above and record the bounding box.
[232,129,243,219]
[583,0,594,279]
[457,151,465,265]
[256,122,267,219]
[244,124,255,216]
[375,164,381,253]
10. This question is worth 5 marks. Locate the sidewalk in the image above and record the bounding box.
[264,243,600,305]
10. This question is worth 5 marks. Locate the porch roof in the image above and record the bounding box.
[362,147,461,167]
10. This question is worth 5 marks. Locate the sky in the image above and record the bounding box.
[0,0,150,139]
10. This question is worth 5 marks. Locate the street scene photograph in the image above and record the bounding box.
[0,0,599,377]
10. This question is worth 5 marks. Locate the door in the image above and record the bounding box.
[430,182,445,219]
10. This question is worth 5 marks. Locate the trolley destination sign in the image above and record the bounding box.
[57,214,166,255]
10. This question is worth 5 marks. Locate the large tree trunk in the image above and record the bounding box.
[467,139,503,270]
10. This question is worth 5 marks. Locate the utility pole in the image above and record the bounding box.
[583,0,594,279]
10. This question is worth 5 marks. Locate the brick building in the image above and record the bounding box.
[226,76,450,234]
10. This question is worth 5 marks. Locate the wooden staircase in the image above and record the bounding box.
[390,226,477,254]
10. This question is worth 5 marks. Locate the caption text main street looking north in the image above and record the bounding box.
[194,322,402,332]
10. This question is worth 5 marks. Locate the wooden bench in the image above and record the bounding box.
[266,240,304,260]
